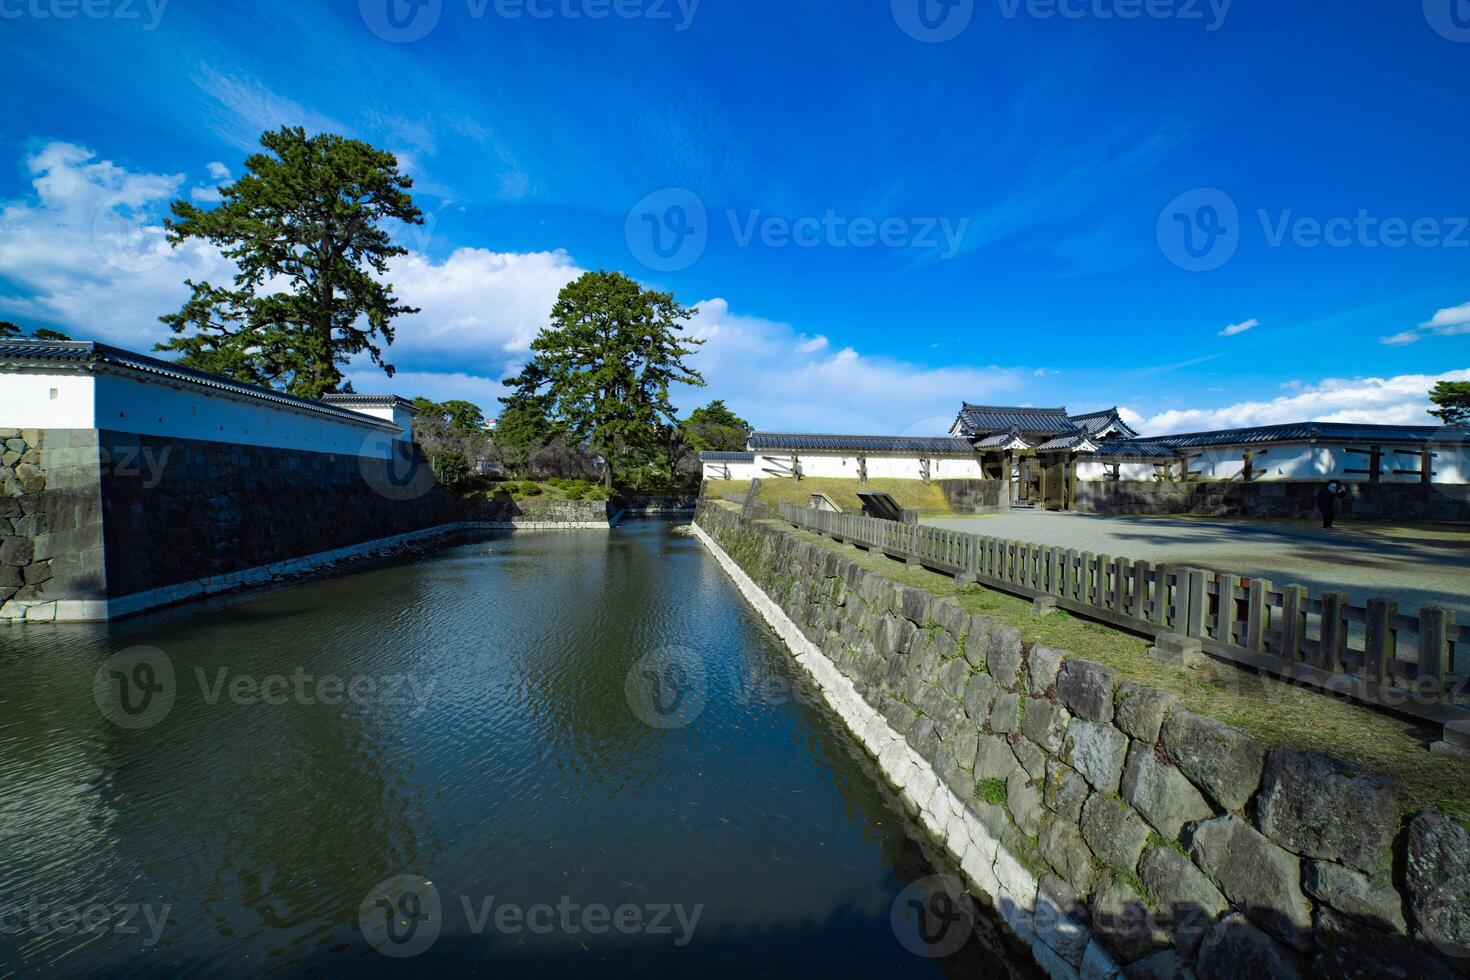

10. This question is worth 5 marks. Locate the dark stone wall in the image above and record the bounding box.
[937,479,1011,514]
[97,430,460,601]
[1075,479,1470,522]
[0,428,106,619]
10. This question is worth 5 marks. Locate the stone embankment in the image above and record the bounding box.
[694,500,1469,979]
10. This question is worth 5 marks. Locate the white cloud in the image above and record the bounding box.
[678,299,1027,434]
[1218,317,1258,337]
[0,141,234,350]
[1381,300,1470,346]
[206,161,231,181]
[1130,369,1470,435]
[796,335,828,353]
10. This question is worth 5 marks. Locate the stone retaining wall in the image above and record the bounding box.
[694,501,1469,979]
[1076,480,1470,522]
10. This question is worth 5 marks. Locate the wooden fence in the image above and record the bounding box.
[776,503,1468,728]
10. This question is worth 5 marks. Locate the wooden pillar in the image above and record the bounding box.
[1422,447,1433,485]
[858,454,868,486]
[1369,446,1381,483]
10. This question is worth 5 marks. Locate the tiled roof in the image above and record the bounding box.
[748,432,979,454]
[1088,440,1176,459]
[699,451,757,462]
[1036,434,1094,452]
[320,393,418,412]
[1145,421,1462,449]
[0,339,398,429]
[1069,407,1139,438]
[955,403,1077,437]
[973,427,1031,449]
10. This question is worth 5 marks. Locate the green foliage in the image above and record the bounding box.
[0,321,70,341]
[428,448,470,488]
[413,397,488,437]
[0,321,17,338]
[156,126,423,397]
[975,778,1008,805]
[493,397,557,474]
[1429,381,1470,425]
[502,269,703,487]
[681,399,750,452]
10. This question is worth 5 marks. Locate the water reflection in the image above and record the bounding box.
[0,521,1033,978]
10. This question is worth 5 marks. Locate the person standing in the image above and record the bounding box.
[1315,480,1347,529]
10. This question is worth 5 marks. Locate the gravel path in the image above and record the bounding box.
[922,511,1470,621]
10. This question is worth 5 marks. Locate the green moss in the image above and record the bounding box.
[1146,831,1187,855]
[975,778,1008,806]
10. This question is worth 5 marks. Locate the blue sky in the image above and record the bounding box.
[1,0,1468,434]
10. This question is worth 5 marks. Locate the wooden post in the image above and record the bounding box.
[1319,591,1347,670]
[858,454,867,486]
[1369,446,1381,483]
[1364,599,1397,686]
[1421,447,1433,485]
[1246,578,1270,653]
[1280,585,1307,662]
[1418,608,1453,701]
[1217,573,1241,646]
[1131,560,1151,619]
[1184,569,1208,638]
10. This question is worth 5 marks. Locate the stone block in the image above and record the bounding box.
[1120,743,1213,841]
[990,691,1021,736]
[1194,915,1301,980]
[1091,878,1169,964]
[1021,698,1071,754]
[1036,873,1091,967]
[1029,643,1066,695]
[1056,659,1116,723]
[975,734,1019,780]
[1062,720,1128,794]
[963,671,997,724]
[1405,810,1470,958]
[987,625,1025,689]
[1044,759,1090,822]
[962,613,993,667]
[1080,939,1121,980]
[1148,632,1206,667]
[1032,595,1058,617]
[1188,814,1312,951]
[1255,749,1397,875]
[1139,843,1227,958]
[1014,736,1048,780]
[1310,905,1457,980]
[1160,710,1264,812]
[1008,768,1044,837]
[1081,793,1151,872]
[0,536,33,566]
[1039,815,1100,897]
[1113,681,1176,744]
[1303,861,1407,934]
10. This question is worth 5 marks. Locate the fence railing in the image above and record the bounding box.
[775,503,1468,727]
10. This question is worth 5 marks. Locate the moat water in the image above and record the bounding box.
[0,520,1031,978]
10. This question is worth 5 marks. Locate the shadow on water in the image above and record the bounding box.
[0,519,1034,979]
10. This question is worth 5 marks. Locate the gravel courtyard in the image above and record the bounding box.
[922,511,1470,621]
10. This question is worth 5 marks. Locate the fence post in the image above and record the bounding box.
[1364,598,1398,686]
[1113,556,1129,613]
[1319,591,1347,671]
[1417,607,1452,701]
[1280,585,1307,663]
[1093,554,1111,607]
[1151,564,1170,629]
[1245,578,1270,653]
[1214,572,1240,647]
[1184,569,1208,638]
[1131,560,1151,620]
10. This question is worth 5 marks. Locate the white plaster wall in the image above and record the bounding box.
[1076,459,1158,482]
[340,403,415,441]
[0,372,95,429]
[703,460,759,481]
[931,457,986,479]
[89,372,399,458]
